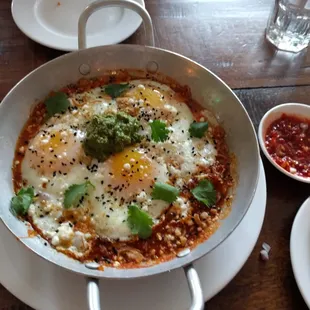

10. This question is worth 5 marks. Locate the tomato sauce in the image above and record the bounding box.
[265,113,310,178]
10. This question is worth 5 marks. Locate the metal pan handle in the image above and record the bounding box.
[86,265,204,310]
[86,266,203,310]
[78,0,155,50]
[87,278,101,310]
[184,264,204,310]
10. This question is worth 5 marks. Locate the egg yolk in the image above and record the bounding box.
[127,86,164,109]
[111,147,153,183]
[105,147,155,199]
[26,129,82,176]
[41,131,63,151]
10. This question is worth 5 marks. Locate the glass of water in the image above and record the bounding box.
[266,0,310,53]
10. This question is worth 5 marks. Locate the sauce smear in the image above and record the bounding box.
[265,113,310,178]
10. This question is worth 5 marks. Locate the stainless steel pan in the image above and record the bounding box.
[0,1,260,309]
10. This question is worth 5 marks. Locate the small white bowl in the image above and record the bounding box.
[258,103,310,184]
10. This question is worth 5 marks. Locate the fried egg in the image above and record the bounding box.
[20,79,218,256]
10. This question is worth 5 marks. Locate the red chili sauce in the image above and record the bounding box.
[265,113,310,178]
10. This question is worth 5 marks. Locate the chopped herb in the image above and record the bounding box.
[191,179,216,207]
[189,121,209,138]
[150,120,169,142]
[10,187,34,216]
[63,181,94,209]
[127,205,153,239]
[151,182,179,203]
[104,83,129,98]
[44,92,70,117]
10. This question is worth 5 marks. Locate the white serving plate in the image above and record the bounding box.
[11,0,144,51]
[291,197,310,309]
[0,160,266,310]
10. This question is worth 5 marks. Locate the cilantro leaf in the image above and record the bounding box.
[189,121,209,138]
[104,83,129,98]
[10,187,34,216]
[151,182,179,203]
[64,181,94,209]
[150,120,169,142]
[191,180,216,207]
[127,205,153,239]
[44,92,70,117]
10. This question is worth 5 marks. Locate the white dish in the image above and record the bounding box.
[290,197,310,308]
[11,0,144,51]
[0,160,266,310]
[258,103,310,184]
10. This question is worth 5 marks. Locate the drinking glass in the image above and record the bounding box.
[266,0,310,53]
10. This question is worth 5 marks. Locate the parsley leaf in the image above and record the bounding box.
[44,92,70,117]
[127,205,153,239]
[10,187,34,216]
[191,180,216,207]
[63,181,94,209]
[104,83,129,98]
[150,120,169,142]
[189,121,209,138]
[151,182,179,203]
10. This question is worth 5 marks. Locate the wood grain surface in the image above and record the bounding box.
[1,0,310,309]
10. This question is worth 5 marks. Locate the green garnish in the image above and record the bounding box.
[150,120,169,142]
[82,112,142,161]
[189,121,209,138]
[10,187,34,216]
[191,180,216,207]
[151,182,179,203]
[44,92,70,117]
[127,205,153,239]
[63,181,94,209]
[104,83,130,98]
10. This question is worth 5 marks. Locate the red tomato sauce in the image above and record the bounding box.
[265,113,310,178]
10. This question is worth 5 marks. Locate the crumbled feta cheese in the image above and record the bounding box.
[123,163,131,170]
[28,204,36,217]
[58,223,74,243]
[142,205,148,211]
[175,178,184,188]
[51,235,60,246]
[40,177,49,183]
[136,191,147,203]
[72,231,87,251]
[85,233,92,240]
[173,197,189,217]
[164,104,177,115]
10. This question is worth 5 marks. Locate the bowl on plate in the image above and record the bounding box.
[258,103,310,184]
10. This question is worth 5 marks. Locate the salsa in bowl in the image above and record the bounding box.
[258,103,310,183]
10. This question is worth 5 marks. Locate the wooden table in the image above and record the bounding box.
[1,0,310,309]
